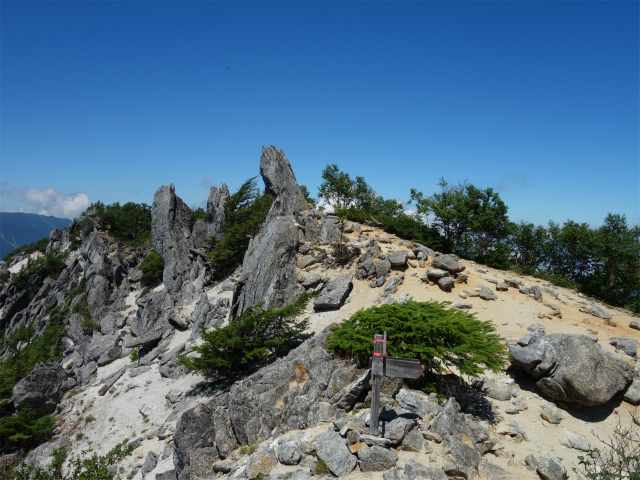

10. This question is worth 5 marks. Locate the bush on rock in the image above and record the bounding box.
[327,300,508,377]
[178,294,311,378]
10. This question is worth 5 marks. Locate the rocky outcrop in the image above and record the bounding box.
[230,217,303,317]
[152,184,193,295]
[231,147,307,317]
[259,145,308,219]
[206,183,229,239]
[510,332,634,406]
[11,362,75,416]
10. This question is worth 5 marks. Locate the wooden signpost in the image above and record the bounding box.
[367,331,423,436]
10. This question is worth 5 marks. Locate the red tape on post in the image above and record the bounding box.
[373,352,382,357]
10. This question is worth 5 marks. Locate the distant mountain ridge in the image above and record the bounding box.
[0,212,71,258]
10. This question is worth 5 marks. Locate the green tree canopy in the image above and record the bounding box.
[409,179,510,262]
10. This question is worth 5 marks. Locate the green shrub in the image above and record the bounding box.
[138,250,164,284]
[327,301,508,377]
[178,294,311,378]
[129,348,139,362]
[0,403,55,454]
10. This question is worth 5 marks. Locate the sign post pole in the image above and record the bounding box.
[367,333,384,435]
[366,331,424,437]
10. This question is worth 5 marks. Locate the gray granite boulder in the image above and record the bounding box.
[540,402,566,424]
[537,457,566,480]
[404,459,447,480]
[387,250,409,267]
[510,332,634,406]
[314,273,353,310]
[611,337,637,357]
[438,277,455,291]
[357,446,398,472]
[12,362,73,416]
[427,268,449,279]
[623,365,640,404]
[478,284,498,300]
[245,448,277,480]
[277,434,302,465]
[432,254,465,273]
[316,429,356,477]
[580,303,612,320]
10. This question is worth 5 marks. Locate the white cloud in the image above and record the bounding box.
[202,176,212,189]
[19,187,91,219]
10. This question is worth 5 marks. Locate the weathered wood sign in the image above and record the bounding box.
[367,331,423,435]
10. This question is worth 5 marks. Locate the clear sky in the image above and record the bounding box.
[1,1,638,228]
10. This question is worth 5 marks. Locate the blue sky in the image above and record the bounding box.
[1,1,638,228]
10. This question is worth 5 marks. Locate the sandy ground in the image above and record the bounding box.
[48,223,639,479]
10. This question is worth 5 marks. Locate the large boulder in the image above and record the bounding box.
[260,145,308,218]
[12,363,74,417]
[316,429,356,477]
[510,332,634,406]
[314,274,353,310]
[206,183,229,239]
[432,254,465,273]
[152,184,193,294]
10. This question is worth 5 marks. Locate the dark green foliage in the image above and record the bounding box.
[10,252,68,300]
[2,238,50,264]
[409,179,510,260]
[138,250,164,284]
[0,315,65,400]
[4,325,36,352]
[91,201,152,247]
[327,301,509,377]
[0,403,55,454]
[318,164,362,209]
[0,275,91,400]
[6,440,135,480]
[190,207,207,230]
[509,221,549,270]
[178,294,311,378]
[584,214,640,311]
[204,177,275,273]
